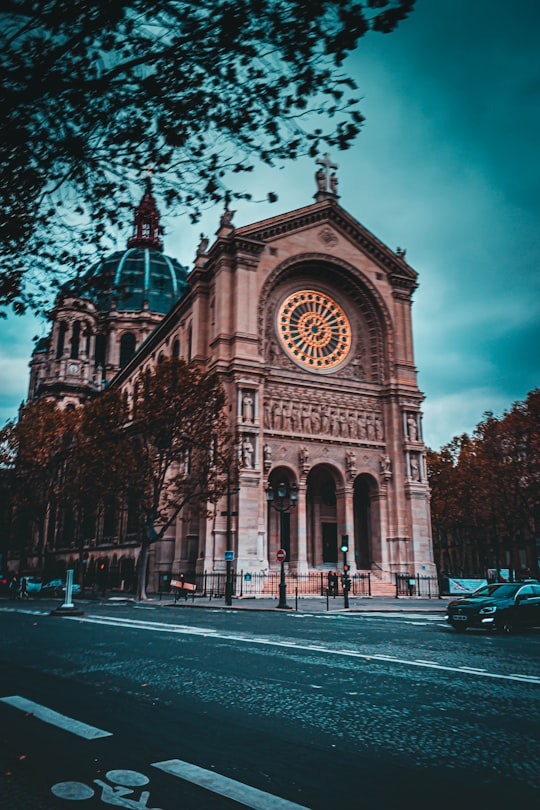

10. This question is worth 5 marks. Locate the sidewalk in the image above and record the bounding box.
[149,593,451,614]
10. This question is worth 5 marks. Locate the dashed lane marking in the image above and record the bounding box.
[0,695,112,739]
[60,614,540,686]
[152,758,312,810]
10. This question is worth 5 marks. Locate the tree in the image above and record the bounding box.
[427,389,540,580]
[1,1,415,312]
[62,389,138,586]
[124,358,235,599]
[0,399,79,568]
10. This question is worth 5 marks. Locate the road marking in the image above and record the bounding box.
[458,667,487,673]
[60,614,540,686]
[0,696,112,739]
[152,758,312,810]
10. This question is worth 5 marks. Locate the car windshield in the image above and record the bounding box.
[472,584,520,599]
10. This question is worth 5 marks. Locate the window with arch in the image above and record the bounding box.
[187,325,192,360]
[119,332,136,368]
[94,333,106,367]
[172,338,180,358]
[56,321,67,359]
[70,321,81,359]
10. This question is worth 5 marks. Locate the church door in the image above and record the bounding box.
[354,475,373,569]
[322,523,338,563]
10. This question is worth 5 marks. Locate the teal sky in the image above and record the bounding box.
[1,0,538,450]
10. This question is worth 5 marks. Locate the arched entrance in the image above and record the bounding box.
[353,474,378,570]
[266,467,298,566]
[306,465,341,567]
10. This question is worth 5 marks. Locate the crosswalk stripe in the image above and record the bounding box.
[152,759,311,810]
[0,696,112,739]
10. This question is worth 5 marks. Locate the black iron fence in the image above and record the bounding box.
[170,571,372,599]
[395,573,439,598]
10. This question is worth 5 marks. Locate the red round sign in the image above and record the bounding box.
[276,549,286,562]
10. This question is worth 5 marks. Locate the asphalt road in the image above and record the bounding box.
[1,598,539,809]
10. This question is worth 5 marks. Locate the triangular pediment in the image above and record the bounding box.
[233,198,417,285]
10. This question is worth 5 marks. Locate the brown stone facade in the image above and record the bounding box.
[114,195,436,591]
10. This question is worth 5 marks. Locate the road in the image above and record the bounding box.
[1,597,539,809]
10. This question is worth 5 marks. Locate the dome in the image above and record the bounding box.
[86,247,188,314]
[81,175,188,315]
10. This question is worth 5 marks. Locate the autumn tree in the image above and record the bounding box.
[0,399,79,569]
[123,358,235,599]
[62,389,138,586]
[1,0,415,312]
[427,389,540,580]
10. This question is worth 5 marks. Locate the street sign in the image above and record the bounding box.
[276,549,286,562]
[224,550,234,561]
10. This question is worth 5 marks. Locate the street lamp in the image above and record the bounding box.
[181,436,234,606]
[266,480,298,609]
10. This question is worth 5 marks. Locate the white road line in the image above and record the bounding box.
[62,614,540,686]
[0,696,112,739]
[152,758,312,810]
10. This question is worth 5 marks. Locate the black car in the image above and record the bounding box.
[446,581,540,633]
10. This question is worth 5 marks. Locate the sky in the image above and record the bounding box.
[0,0,538,451]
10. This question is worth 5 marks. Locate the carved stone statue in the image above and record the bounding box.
[263,400,271,429]
[242,436,254,468]
[320,408,330,434]
[407,414,418,441]
[315,167,326,192]
[410,455,420,481]
[273,401,283,430]
[242,391,254,422]
[197,233,209,255]
[263,443,272,471]
[358,411,367,439]
[299,446,309,469]
[380,454,392,479]
[282,402,292,431]
[366,412,375,440]
[346,450,356,471]
[219,202,235,229]
[302,406,311,433]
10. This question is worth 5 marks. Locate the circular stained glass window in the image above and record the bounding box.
[277,290,352,370]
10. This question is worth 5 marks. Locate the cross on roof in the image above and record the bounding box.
[316,153,338,174]
[315,153,339,197]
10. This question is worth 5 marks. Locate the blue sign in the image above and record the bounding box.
[224,550,234,561]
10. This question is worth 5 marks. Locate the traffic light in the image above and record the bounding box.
[340,535,349,553]
[344,564,350,572]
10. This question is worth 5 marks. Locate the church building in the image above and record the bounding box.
[26,160,436,594]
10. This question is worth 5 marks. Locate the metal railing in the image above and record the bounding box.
[395,573,439,598]
[170,570,372,598]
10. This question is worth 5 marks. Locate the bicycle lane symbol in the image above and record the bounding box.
[51,769,163,809]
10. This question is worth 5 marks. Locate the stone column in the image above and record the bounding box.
[337,484,356,573]
[295,482,308,572]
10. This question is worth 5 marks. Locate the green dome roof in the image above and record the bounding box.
[83,176,188,314]
[87,247,188,314]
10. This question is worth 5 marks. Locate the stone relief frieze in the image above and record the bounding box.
[264,386,384,443]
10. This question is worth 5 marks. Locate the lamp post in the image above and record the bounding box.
[181,436,234,606]
[266,480,298,609]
